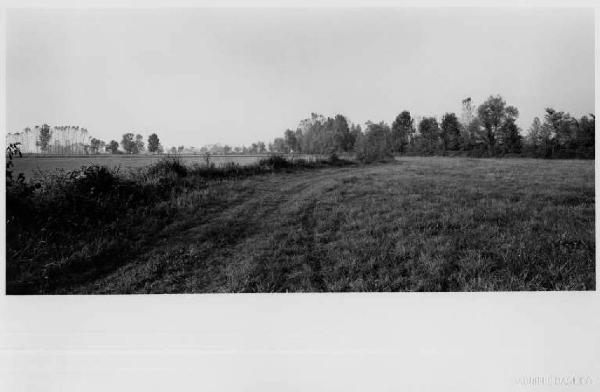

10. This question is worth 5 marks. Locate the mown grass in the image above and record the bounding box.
[6,156,594,293]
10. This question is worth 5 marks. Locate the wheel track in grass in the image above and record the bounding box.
[50,158,595,293]
[75,165,362,293]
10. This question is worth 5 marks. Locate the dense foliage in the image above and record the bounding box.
[267,95,594,161]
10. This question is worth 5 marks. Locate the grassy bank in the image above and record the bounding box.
[6,155,352,294]
[6,156,594,293]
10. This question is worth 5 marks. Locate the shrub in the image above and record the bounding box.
[259,154,292,169]
[146,156,188,178]
[69,165,121,195]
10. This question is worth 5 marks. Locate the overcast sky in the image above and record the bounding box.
[6,8,595,148]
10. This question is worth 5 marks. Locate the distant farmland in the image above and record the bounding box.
[12,154,321,178]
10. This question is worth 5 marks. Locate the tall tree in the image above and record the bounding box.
[460,97,475,127]
[135,134,145,153]
[294,129,304,153]
[284,129,298,152]
[354,121,392,163]
[543,108,578,149]
[526,117,542,149]
[575,114,595,153]
[476,95,519,156]
[90,138,105,154]
[459,98,480,151]
[147,133,160,153]
[332,114,352,152]
[270,137,288,153]
[297,113,327,154]
[349,124,362,149]
[391,111,414,154]
[257,141,266,153]
[498,118,522,154]
[106,140,119,154]
[418,117,440,154]
[539,118,554,157]
[121,133,136,154]
[440,113,461,152]
[37,124,52,153]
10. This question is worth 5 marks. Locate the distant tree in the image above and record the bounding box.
[575,114,595,156]
[526,117,542,149]
[147,133,160,153]
[544,108,579,149]
[121,133,136,154]
[37,124,52,153]
[106,140,119,154]
[460,97,475,127]
[354,121,392,163]
[169,146,177,154]
[135,134,145,153]
[349,124,362,148]
[539,117,554,158]
[294,129,304,153]
[177,146,184,153]
[332,114,353,152]
[293,113,355,154]
[498,118,522,154]
[90,138,105,154]
[270,138,288,153]
[391,111,414,154]
[297,113,327,154]
[476,95,519,156]
[284,129,298,153]
[257,141,266,153]
[223,145,232,154]
[459,98,479,151]
[418,117,440,154]
[440,113,461,152]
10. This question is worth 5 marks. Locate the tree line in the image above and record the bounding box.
[266,95,594,162]
[10,94,594,160]
[102,132,162,154]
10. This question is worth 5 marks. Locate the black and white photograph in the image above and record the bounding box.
[4,6,595,294]
[0,1,599,391]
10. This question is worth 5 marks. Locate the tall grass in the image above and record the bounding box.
[5,154,353,293]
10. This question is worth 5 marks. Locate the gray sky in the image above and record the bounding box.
[6,8,595,148]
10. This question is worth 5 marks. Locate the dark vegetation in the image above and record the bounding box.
[266,96,594,162]
[5,154,354,294]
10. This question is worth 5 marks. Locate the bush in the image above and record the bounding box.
[69,165,121,195]
[146,156,188,178]
[259,154,292,169]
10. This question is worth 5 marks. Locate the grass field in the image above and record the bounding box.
[6,156,595,293]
